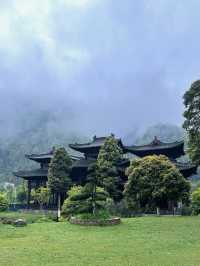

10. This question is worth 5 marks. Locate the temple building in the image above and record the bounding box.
[14,135,197,206]
[124,136,197,178]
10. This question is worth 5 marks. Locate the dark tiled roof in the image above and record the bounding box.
[13,168,48,179]
[125,139,184,152]
[14,157,95,180]
[25,152,54,162]
[125,137,185,159]
[175,161,197,171]
[72,158,96,168]
[69,136,123,152]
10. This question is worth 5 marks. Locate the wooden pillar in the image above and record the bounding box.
[27,180,31,209]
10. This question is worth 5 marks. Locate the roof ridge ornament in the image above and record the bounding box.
[151,136,161,146]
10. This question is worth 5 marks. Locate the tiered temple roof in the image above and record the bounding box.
[125,137,185,159]
[25,152,53,163]
[14,136,197,183]
[69,135,124,158]
[14,168,48,180]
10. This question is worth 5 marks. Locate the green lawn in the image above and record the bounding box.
[1,217,200,266]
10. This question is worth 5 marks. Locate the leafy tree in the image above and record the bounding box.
[0,193,9,212]
[183,80,200,165]
[124,155,190,214]
[32,187,50,210]
[4,184,15,204]
[16,183,27,204]
[97,135,123,201]
[192,187,200,215]
[48,147,72,219]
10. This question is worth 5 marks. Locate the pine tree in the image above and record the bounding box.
[97,135,123,201]
[48,147,72,220]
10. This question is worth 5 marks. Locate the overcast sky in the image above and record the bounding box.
[0,0,199,138]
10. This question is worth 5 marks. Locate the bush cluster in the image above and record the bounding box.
[0,193,9,212]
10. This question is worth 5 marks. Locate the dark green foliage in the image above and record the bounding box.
[192,187,200,215]
[5,184,15,204]
[183,80,200,165]
[0,193,9,212]
[48,148,72,194]
[76,210,110,220]
[106,199,135,218]
[124,155,190,211]
[62,185,108,217]
[32,187,50,209]
[97,135,123,201]
[16,183,27,203]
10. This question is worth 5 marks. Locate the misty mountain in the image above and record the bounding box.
[0,114,86,184]
[135,124,184,145]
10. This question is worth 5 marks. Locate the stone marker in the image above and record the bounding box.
[13,219,27,227]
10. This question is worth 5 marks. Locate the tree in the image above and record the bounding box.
[48,147,72,220]
[16,183,27,204]
[87,162,99,214]
[5,184,15,205]
[183,80,200,165]
[32,187,50,210]
[61,185,108,218]
[97,135,123,201]
[192,187,200,215]
[0,193,9,212]
[124,155,190,215]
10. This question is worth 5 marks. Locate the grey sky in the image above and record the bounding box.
[0,0,199,138]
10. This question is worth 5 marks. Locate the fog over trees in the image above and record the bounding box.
[0,1,200,182]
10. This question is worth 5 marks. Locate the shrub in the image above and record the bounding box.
[181,205,193,216]
[32,187,50,210]
[192,187,200,215]
[62,185,108,218]
[16,184,27,204]
[76,210,110,220]
[62,186,83,217]
[106,199,138,217]
[0,193,9,212]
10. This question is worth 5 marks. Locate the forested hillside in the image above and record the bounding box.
[0,115,86,183]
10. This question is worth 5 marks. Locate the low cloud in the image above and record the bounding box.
[0,0,199,138]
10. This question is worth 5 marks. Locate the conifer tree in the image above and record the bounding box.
[97,135,123,201]
[48,147,72,220]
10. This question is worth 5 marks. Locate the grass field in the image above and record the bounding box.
[1,216,200,266]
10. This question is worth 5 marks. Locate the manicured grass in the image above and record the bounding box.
[1,217,200,266]
[0,211,56,223]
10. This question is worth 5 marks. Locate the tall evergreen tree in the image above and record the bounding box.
[183,80,200,165]
[48,147,72,220]
[97,135,123,201]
